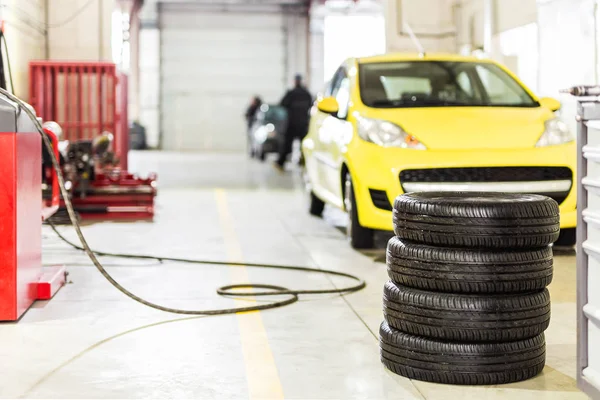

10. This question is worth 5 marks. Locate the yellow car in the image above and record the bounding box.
[302,53,576,249]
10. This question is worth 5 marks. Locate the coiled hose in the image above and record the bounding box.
[1,87,366,315]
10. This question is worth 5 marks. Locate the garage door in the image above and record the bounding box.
[160,7,287,151]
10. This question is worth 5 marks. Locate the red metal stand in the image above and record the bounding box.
[29,61,128,169]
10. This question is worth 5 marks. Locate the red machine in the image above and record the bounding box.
[31,61,156,221]
[0,99,65,322]
[42,123,157,220]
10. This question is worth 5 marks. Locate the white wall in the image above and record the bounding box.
[0,0,120,101]
[384,0,457,53]
[453,0,594,132]
[311,0,385,91]
[137,0,159,147]
[1,0,46,100]
[309,15,325,94]
[537,0,596,132]
[285,12,309,90]
[47,0,114,61]
[138,0,311,149]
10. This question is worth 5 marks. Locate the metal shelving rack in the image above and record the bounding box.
[576,91,600,399]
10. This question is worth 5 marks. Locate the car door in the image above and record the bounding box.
[307,70,343,205]
[321,67,354,206]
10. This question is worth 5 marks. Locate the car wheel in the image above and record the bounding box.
[386,237,553,293]
[302,167,325,217]
[555,228,576,247]
[380,322,546,385]
[308,191,325,217]
[383,281,551,342]
[393,192,560,248]
[344,173,374,249]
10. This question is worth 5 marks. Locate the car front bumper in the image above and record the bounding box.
[346,141,577,231]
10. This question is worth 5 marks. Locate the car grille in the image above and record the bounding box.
[369,189,393,211]
[399,167,573,205]
[400,167,573,183]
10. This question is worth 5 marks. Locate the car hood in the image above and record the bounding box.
[361,106,554,150]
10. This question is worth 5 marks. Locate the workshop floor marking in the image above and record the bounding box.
[215,189,285,400]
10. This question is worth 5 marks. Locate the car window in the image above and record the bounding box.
[359,61,538,108]
[475,65,526,105]
[380,77,431,99]
[330,68,350,119]
[330,68,346,97]
[456,71,474,97]
[335,76,351,119]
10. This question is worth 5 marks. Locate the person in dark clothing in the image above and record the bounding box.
[275,74,312,171]
[245,95,262,129]
[245,95,262,154]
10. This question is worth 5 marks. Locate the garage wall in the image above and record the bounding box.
[285,12,309,89]
[160,7,289,151]
[139,0,309,150]
[454,0,594,133]
[538,0,596,132]
[0,0,46,100]
[138,0,159,147]
[0,0,118,101]
[309,15,325,94]
[454,0,537,51]
[310,0,384,93]
[47,0,114,61]
[384,0,457,53]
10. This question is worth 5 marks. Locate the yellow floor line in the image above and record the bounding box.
[214,189,285,400]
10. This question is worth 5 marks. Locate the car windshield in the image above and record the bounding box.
[359,61,539,108]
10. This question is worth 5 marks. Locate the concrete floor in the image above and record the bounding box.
[0,151,585,399]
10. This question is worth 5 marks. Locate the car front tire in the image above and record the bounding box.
[309,192,325,217]
[555,228,576,247]
[344,173,374,249]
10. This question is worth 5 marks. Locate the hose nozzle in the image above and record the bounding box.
[561,86,600,97]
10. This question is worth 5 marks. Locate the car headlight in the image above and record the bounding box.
[536,118,574,147]
[356,117,426,149]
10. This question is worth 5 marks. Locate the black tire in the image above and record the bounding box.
[344,173,374,249]
[309,191,325,217]
[393,192,560,249]
[383,281,551,342]
[46,208,81,225]
[555,228,576,247]
[380,322,546,385]
[387,238,553,293]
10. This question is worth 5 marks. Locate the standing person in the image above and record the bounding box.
[245,95,262,154]
[245,95,262,129]
[275,74,312,171]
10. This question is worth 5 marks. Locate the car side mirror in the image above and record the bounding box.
[539,97,561,112]
[317,97,340,115]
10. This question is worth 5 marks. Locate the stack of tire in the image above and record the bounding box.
[380,192,559,385]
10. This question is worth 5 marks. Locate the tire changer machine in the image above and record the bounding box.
[0,95,157,322]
